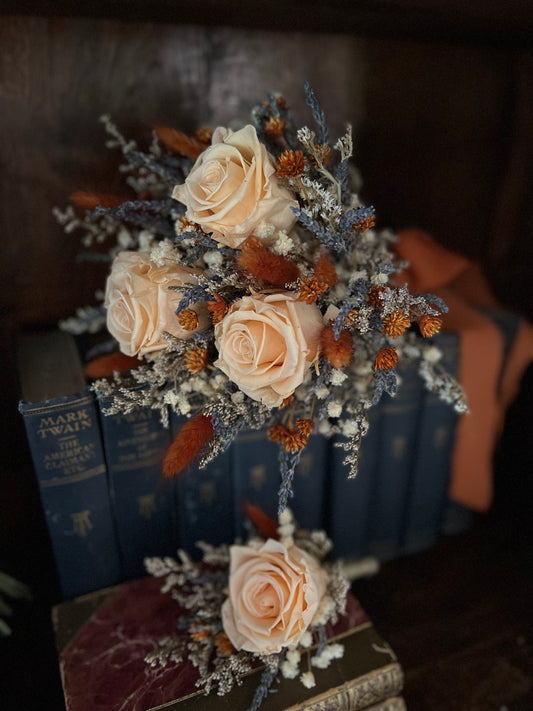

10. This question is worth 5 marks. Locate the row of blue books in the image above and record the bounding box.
[18,328,467,600]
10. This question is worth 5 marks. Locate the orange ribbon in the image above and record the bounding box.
[395,229,533,511]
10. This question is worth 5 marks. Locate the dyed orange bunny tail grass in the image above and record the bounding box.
[314,255,338,288]
[238,237,299,287]
[163,413,214,478]
[153,126,206,159]
[83,352,140,379]
[70,191,126,209]
[244,503,280,541]
[321,323,353,368]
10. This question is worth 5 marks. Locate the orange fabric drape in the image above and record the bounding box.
[395,229,533,511]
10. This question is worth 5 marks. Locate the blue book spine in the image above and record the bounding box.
[232,430,327,541]
[327,407,380,562]
[98,393,177,579]
[171,414,234,555]
[401,332,461,554]
[19,392,121,599]
[365,359,425,562]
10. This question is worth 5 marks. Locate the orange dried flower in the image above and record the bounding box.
[83,352,140,379]
[373,347,398,371]
[178,308,199,331]
[344,309,359,325]
[207,292,229,324]
[154,125,205,159]
[190,627,210,642]
[295,418,314,437]
[277,150,306,178]
[215,632,235,656]
[265,116,285,138]
[367,286,386,308]
[238,238,299,287]
[184,346,208,374]
[310,144,331,167]
[314,255,338,288]
[281,395,295,408]
[352,215,376,232]
[195,126,213,144]
[321,324,353,368]
[163,413,213,477]
[298,277,327,304]
[267,424,308,453]
[69,191,126,209]
[179,215,201,233]
[244,503,279,540]
[382,311,410,338]
[419,315,443,338]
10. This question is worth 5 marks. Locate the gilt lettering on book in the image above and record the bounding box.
[53,576,403,711]
[97,392,177,579]
[232,430,327,540]
[17,330,121,599]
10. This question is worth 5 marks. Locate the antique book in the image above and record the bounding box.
[401,332,460,554]
[17,328,121,598]
[232,430,327,541]
[327,407,380,563]
[171,413,235,554]
[97,391,177,579]
[365,358,425,562]
[53,576,404,711]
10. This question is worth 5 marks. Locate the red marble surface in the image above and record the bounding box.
[59,576,368,711]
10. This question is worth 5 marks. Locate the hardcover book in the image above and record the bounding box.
[17,329,121,599]
[53,576,404,711]
[365,359,425,561]
[327,407,380,563]
[171,414,234,553]
[401,332,460,554]
[97,391,178,579]
[232,430,327,541]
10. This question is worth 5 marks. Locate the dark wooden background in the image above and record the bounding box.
[1,5,532,709]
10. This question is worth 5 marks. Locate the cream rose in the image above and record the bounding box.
[213,292,322,408]
[221,539,327,654]
[172,125,298,248]
[104,251,209,356]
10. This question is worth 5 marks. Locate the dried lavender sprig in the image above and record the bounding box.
[245,653,282,711]
[278,449,303,515]
[292,208,348,253]
[304,81,329,145]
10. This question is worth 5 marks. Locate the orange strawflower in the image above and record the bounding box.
[298,277,328,304]
[373,347,398,371]
[352,215,376,232]
[344,309,359,325]
[265,116,285,139]
[382,311,410,338]
[367,286,386,308]
[268,423,308,453]
[177,308,199,331]
[295,418,314,437]
[207,292,229,324]
[419,315,443,338]
[184,346,208,374]
[277,150,306,178]
[320,324,353,368]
